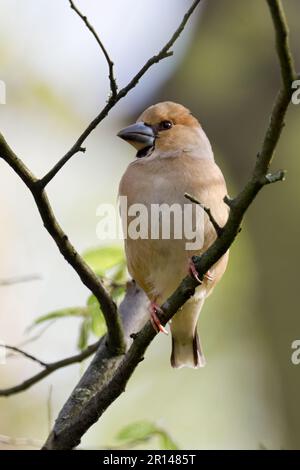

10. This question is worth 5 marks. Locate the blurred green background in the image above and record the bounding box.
[0,0,299,450]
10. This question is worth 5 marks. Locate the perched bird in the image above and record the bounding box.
[118,101,229,368]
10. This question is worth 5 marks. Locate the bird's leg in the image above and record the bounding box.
[188,258,202,284]
[150,301,168,335]
[189,258,214,284]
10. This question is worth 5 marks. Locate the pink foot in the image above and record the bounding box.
[189,258,202,284]
[150,302,168,335]
[189,259,214,284]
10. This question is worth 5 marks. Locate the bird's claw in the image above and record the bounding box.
[150,302,168,335]
[189,259,202,284]
[189,259,214,284]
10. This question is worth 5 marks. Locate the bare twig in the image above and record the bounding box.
[0,274,41,286]
[184,192,224,237]
[0,344,49,368]
[43,281,149,449]
[114,0,201,99]
[0,340,101,397]
[0,134,125,355]
[38,0,202,188]
[266,0,296,88]
[68,0,118,98]
[0,434,42,449]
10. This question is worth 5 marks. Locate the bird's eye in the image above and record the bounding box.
[159,120,173,130]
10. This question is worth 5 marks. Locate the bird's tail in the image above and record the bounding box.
[171,331,206,369]
[170,299,206,369]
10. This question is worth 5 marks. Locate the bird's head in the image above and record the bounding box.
[117,101,213,159]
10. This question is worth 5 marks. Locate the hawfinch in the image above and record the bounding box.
[118,101,229,368]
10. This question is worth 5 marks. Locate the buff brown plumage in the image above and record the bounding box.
[118,101,229,368]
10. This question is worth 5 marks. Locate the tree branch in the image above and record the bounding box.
[0,134,125,355]
[68,0,118,98]
[0,274,41,286]
[184,192,224,237]
[43,281,149,449]
[266,0,296,88]
[0,340,101,397]
[38,0,202,188]
[41,0,297,449]
[0,280,149,398]
[0,344,49,368]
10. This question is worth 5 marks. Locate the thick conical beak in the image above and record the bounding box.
[117,121,155,149]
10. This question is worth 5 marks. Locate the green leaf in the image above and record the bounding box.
[29,307,88,329]
[158,432,179,450]
[110,261,127,282]
[82,245,125,277]
[77,317,91,351]
[116,421,180,450]
[117,421,158,443]
[87,295,107,337]
[111,285,126,302]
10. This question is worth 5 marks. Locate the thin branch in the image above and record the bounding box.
[0,344,49,368]
[68,0,118,98]
[41,0,297,449]
[0,340,101,397]
[0,434,42,449]
[266,0,296,88]
[0,134,125,355]
[38,0,202,188]
[115,0,201,99]
[0,274,42,286]
[43,281,149,449]
[184,192,224,237]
